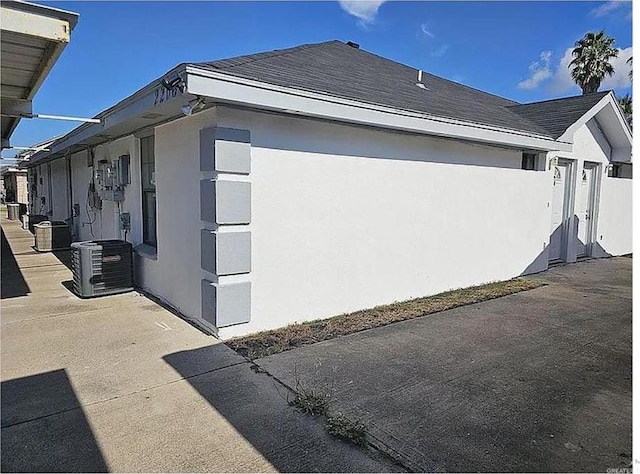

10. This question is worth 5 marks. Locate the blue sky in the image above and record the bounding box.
[6,1,633,156]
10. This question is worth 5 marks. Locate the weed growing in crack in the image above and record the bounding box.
[326,413,367,446]
[290,390,331,416]
[289,360,335,416]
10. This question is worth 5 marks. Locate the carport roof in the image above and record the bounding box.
[1,1,78,146]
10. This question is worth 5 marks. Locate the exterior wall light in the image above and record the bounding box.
[181,98,206,116]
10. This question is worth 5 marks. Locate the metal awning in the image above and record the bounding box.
[1,1,78,148]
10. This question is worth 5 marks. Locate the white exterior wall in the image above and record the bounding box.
[2,172,27,204]
[69,136,139,242]
[49,158,68,221]
[215,107,553,338]
[145,108,216,321]
[33,104,630,340]
[69,150,96,239]
[32,163,51,216]
[15,173,28,204]
[598,177,632,255]
[39,111,216,329]
[66,137,168,302]
[571,121,632,257]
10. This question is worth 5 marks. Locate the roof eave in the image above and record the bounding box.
[186,65,569,152]
[26,64,189,167]
[558,92,632,162]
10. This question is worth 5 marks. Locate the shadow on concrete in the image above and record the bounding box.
[1,227,30,299]
[60,280,77,296]
[520,216,613,276]
[163,345,397,473]
[52,249,73,270]
[1,369,108,472]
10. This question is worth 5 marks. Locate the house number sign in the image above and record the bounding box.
[154,86,179,106]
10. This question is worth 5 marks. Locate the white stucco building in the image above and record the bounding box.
[25,41,632,338]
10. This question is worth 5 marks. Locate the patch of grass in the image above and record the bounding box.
[326,414,367,446]
[290,390,331,416]
[288,361,334,416]
[228,278,546,360]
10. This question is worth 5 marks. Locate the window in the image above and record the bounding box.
[608,164,620,178]
[140,135,157,247]
[521,153,537,171]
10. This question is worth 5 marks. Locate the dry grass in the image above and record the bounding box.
[228,278,545,360]
[326,414,367,446]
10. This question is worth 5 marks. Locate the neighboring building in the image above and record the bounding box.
[1,167,27,204]
[26,41,632,338]
[1,1,78,149]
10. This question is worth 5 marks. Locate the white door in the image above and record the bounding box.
[549,162,570,262]
[576,163,597,257]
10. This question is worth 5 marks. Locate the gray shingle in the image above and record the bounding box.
[507,92,610,139]
[192,41,553,137]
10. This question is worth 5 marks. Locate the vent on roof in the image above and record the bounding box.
[416,69,429,90]
[346,41,360,49]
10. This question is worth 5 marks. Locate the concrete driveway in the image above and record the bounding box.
[1,219,400,473]
[256,257,632,473]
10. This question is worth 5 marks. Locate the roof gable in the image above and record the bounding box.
[507,92,610,139]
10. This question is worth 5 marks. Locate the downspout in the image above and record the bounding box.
[66,154,74,238]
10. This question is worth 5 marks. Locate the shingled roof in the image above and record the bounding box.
[192,40,553,137]
[508,91,610,139]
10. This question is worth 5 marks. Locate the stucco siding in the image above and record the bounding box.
[216,108,552,338]
[572,121,632,257]
[49,158,68,221]
[29,104,630,339]
[149,108,216,322]
[598,177,632,256]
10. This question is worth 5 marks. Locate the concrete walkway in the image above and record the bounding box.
[0,218,400,473]
[257,257,632,473]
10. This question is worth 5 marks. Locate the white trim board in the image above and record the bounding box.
[186,66,571,153]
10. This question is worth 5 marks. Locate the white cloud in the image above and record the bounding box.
[590,1,630,18]
[416,22,447,57]
[338,1,386,23]
[518,51,553,90]
[430,45,448,57]
[601,47,633,90]
[420,23,435,39]
[548,46,632,93]
[547,48,577,93]
[518,45,632,95]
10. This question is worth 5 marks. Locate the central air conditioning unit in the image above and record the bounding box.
[28,215,48,234]
[6,203,20,220]
[34,221,72,252]
[71,240,134,298]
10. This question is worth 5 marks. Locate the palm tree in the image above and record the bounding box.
[569,30,619,94]
[618,94,632,128]
[627,56,632,82]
